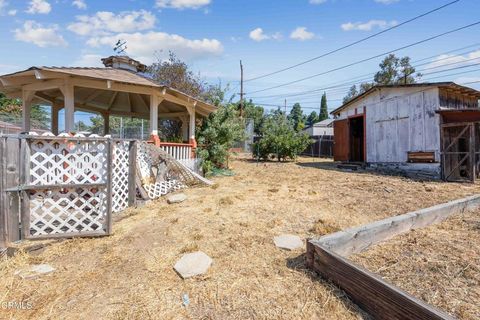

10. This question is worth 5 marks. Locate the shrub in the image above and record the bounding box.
[197,104,245,173]
[253,112,312,161]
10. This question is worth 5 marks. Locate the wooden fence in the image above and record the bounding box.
[0,133,206,249]
[0,134,137,246]
[302,135,334,158]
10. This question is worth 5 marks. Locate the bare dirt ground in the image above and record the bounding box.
[1,156,480,320]
[352,209,480,320]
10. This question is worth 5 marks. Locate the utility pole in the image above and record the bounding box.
[240,60,244,117]
[284,99,287,116]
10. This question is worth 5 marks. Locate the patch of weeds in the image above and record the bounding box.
[179,242,199,254]
[310,219,341,235]
[219,197,234,206]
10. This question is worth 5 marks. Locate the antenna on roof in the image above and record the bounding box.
[114,39,127,55]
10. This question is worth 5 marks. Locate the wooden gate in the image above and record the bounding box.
[0,134,136,243]
[333,119,349,161]
[441,122,480,182]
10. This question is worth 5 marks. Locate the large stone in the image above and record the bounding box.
[167,193,187,204]
[274,234,303,251]
[15,264,55,279]
[174,251,212,279]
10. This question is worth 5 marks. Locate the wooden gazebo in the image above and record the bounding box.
[0,55,216,151]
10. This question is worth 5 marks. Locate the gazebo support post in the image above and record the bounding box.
[187,103,197,157]
[149,94,162,146]
[22,90,34,133]
[102,112,110,135]
[51,104,60,135]
[180,116,189,143]
[60,84,75,133]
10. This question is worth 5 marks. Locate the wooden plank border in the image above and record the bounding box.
[306,244,454,320]
[306,194,480,320]
[312,194,480,257]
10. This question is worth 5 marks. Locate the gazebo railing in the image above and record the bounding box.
[159,142,193,161]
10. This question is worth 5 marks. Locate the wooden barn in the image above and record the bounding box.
[331,82,480,181]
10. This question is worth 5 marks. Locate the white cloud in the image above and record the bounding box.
[290,27,315,41]
[14,20,67,47]
[155,0,210,10]
[309,0,327,4]
[249,28,282,42]
[86,31,223,64]
[426,50,480,71]
[72,54,104,67]
[0,0,16,16]
[27,0,51,14]
[67,10,156,36]
[374,0,400,4]
[341,19,398,31]
[249,28,268,42]
[72,0,87,10]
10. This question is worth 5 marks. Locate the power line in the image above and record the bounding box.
[244,0,461,82]
[256,65,480,107]
[247,21,480,95]
[249,44,480,100]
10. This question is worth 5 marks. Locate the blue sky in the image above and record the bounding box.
[1,0,479,116]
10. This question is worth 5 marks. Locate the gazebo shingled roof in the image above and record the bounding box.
[0,56,217,146]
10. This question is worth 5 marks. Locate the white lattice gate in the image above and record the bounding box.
[7,134,135,240]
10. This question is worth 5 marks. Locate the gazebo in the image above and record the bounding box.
[0,55,216,155]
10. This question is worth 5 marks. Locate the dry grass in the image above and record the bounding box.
[1,156,479,319]
[352,210,480,320]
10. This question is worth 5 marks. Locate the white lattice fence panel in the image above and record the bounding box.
[143,180,184,199]
[29,138,108,185]
[112,141,130,213]
[28,187,108,237]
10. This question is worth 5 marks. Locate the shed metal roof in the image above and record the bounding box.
[331,82,480,116]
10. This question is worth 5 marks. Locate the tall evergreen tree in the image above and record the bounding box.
[319,92,329,121]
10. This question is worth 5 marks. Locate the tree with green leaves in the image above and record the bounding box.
[254,111,312,162]
[306,111,319,126]
[374,54,419,85]
[287,103,306,132]
[243,99,264,134]
[319,92,329,121]
[342,54,419,104]
[0,92,50,129]
[197,104,245,173]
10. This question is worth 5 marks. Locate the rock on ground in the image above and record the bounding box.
[15,264,55,279]
[274,234,303,250]
[174,251,212,279]
[167,193,187,204]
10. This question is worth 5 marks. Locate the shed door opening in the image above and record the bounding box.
[349,116,364,162]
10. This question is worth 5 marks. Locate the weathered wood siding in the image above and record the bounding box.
[439,88,478,109]
[336,87,441,163]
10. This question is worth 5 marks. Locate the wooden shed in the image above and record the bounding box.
[331,82,480,181]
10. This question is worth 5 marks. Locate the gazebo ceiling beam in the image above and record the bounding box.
[107,91,118,111]
[0,76,36,87]
[34,92,57,105]
[23,79,64,92]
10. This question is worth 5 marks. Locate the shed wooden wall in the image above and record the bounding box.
[335,87,441,163]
